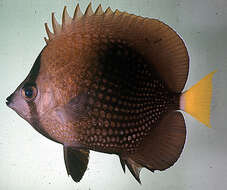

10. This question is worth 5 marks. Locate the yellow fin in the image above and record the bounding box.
[180,70,217,128]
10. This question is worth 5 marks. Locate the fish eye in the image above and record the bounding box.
[21,85,38,101]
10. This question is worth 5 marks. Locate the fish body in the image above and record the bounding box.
[6,3,216,183]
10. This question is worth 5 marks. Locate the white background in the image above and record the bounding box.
[0,0,226,189]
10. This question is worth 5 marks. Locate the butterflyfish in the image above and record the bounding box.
[6,3,216,184]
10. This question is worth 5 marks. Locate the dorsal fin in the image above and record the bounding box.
[44,3,104,44]
[44,3,95,44]
[43,3,189,92]
[140,18,189,92]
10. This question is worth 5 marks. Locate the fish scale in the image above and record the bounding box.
[74,40,179,154]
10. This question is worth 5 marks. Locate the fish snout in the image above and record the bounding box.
[6,93,14,106]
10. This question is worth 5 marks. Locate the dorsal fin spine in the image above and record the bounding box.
[52,13,61,34]
[84,2,93,16]
[44,23,54,40]
[95,4,104,15]
[62,6,72,29]
[105,7,113,15]
[73,4,83,20]
[45,4,114,43]
[44,37,49,44]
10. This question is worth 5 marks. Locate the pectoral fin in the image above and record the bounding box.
[63,146,89,182]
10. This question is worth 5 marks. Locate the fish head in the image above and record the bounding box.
[6,52,42,122]
[6,49,61,138]
[6,82,34,122]
[6,35,88,143]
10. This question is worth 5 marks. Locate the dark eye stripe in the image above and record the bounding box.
[21,50,43,101]
[27,51,42,83]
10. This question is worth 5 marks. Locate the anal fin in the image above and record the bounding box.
[123,111,186,183]
[63,146,89,182]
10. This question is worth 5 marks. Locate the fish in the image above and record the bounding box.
[6,3,216,184]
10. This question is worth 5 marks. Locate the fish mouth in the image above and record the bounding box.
[6,98,10,106]
[6,94,13,107]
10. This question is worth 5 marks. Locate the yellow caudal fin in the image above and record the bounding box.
[180,70,217,128]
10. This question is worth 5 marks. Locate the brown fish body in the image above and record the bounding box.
[38,11,183,149]
[7,3,216,184]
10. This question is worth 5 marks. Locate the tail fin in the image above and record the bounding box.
[180,70,217,128]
